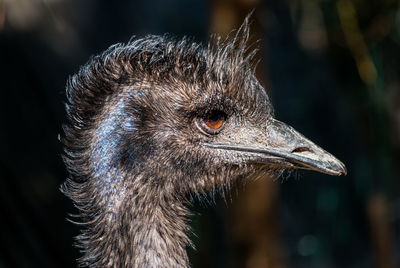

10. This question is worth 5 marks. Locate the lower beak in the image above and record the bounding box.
[203,120,347,176]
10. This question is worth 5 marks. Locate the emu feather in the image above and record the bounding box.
[62,18,346,267]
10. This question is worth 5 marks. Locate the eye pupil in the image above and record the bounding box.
[196,110,226,135]
[204,111,225,130]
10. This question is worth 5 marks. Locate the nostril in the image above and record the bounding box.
[292,147,312,153]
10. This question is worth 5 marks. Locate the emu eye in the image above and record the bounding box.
[196,110,226,135]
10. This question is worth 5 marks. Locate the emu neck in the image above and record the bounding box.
[97,183,191,268]
[87,96,191,267]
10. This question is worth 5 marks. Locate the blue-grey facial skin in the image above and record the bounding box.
[62,17,346,268]
[92,98,128,212]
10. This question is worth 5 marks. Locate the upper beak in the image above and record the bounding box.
[203,119,347,176]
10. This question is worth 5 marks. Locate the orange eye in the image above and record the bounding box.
[197,110,226,135]
[204,116,224,130]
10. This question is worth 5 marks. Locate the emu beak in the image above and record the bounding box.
[204,119,347,176]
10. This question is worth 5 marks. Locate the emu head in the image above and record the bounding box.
[64,21,345,200]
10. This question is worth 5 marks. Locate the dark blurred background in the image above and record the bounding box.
[1,0,400,267]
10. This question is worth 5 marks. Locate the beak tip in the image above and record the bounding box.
[333,160,347,176]
[340,165,347,176]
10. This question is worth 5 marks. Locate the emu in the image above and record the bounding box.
[62,20,346,267]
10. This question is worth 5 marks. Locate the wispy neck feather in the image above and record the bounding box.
[73,157,192,267]
[74,96,192,267]
[97,185,191,267]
